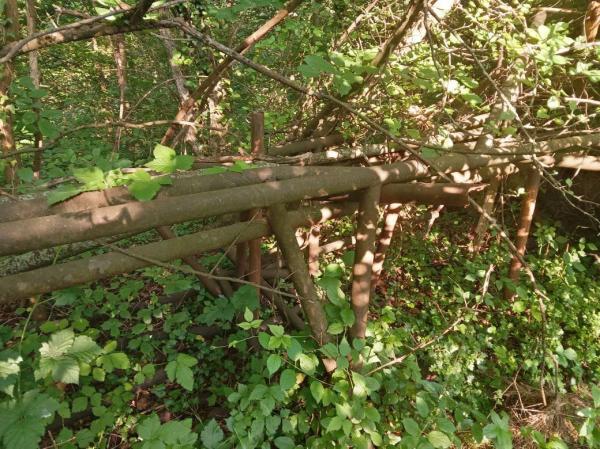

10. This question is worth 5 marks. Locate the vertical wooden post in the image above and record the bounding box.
[504,166,541,299]
[371,203,402,293]
[350,184,382,340]
[248,111,264,292]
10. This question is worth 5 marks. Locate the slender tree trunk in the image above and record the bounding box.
[307,225,321,276]
[268,203,334,369]
[300,0,457,139]
[26,0,43,178]
[585,1,600,41]
[371,203,402,292]
[1,0,20,186]
[160,0,303,145]
[471,176,500,252]
[111,35,127,154]
[350,185,381,340]
[247,112,265,293]
[504,166,541,300]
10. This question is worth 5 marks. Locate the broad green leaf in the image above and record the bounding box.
[403,417,421,436]
[298,54,338,78]
[267,354,282,376]
[201,419,224,449]
[73,167,106,190]
[128,171,162,201]
[310,381,325,403]
[280,369,297,390]
[100,352,130,373]
[274,436,295,449]
[0,390,59,449]
[427,430,452,448]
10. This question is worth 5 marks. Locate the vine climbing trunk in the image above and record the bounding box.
[350,184,381,340]
[504,166,541,300]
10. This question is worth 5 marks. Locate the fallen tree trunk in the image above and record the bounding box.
[0,168,380,257]
[0,204,356,303]
[269,134,344,157]
[380,182,486,206]
[0,182,479,276]
[0,166,345,224]
[1,149,592,256]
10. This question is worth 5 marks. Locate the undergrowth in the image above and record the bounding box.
[0,215,599,449]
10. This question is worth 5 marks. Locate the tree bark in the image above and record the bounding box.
[0,168,380,257]
[350,184,381,340]
[268,203,334,366]
[0,204,356,303]
[1,145,592,256]
[471,176,500,252]
[307,225,321,276]
[160,0,304,145]
[1,0,20,185]
[0,20,176,60]
[371,203,402,292]
[25,0,43,177]
[269,134,344,156]
[248,112,265,292]
[0,165,346,223]
[111,34,127,153]
[504,166,541,300]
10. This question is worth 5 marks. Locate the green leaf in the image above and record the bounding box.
[166,354,196,391]
[298,54,338,78]
[200,419,224,449]
[280,369,297,390]
[38,118,59,138]
[72,396,88,413]
[0,390,59,449]
[327,415,344,432]
[547,96,561,110]
[100,352,130,373]
[267,354,282,376]
[310,381,325,403]
[274,436,295,449]
[327,322,344,335]
[592,385,600,408]
[92,367,105,382]
[403,417,421,436]
[73,167,106,190]
[128,170,162,201]
[427,431,452,448]
[340,308,355,326]
[145,144,193,174]
[47,185,83,205]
